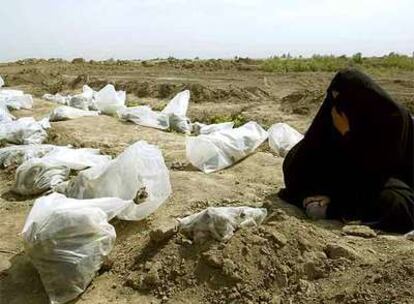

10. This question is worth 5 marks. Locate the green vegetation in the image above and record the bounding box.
[208,113,248,127]
[261,53,414,73]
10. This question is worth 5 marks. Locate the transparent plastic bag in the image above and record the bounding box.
[22,193,133,304]
[14,158,70,195]
[0,144,55,168]
[0,89,33,110]
[13,147,110,195]
[95,84,126,114]
[41,146,111,171]
[268,123,303,157]
[0,117,50,144]
[179,207,267,242]
[65,141,172,221]
[0,100,15,122]
[43,93,71,105]
[49,106,99,121]
[169,113,192,134]
[118,90,191,133]
[118,106,170,130]
[186,121,268,173]
[161,90,190,117]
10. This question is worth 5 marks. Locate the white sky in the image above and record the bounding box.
[0,0,413,61]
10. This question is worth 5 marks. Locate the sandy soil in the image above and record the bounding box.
[0,61,413,304]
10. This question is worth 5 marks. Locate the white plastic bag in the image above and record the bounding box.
[118,90,191,133]
[94,84,126,115]
[0,100,15,122]
[0,144,55,167]
[168,113,192,134]
[49,106,99,121]
[118,106,170,130]
[68,95,90,111]
[0,117,50,145]
[161,90,190,117]
[22,193,133,304]
[268,123,303,157]
[13,147,111,195]
[179,207,267,242]
[41,146,111,171]
[192,122,234,136]
[186,121,268,173]
[0,76,4,87]
[14,158,70,195]
[0,89,33,110]
[65,141,172,221]
[43,93,71,105]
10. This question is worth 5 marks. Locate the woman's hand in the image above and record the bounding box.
[303,195,330,220]
[331,106,350,136]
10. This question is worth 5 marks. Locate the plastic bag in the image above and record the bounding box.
[161,90,190,117]
[268,123,303,157]
[13,147,111,195]
[169,113,192,134]
[0,144,55,168]
[41,146,111,171]
[65,141,172,221]
[0,100,15,122]
[118,106,170,130]
[68,95,90,111]
[22,193,133,304]
[0,89,33,110]
[49,106,99,121]
[14,158,70,195]
[179,207,267,242]
[94,84,126,115]
[118,90,191,133]
[186,121,268,173]
[192,121,234,136]
[0,117,50,145]
[43,93,71,105]
[0,76,4,87]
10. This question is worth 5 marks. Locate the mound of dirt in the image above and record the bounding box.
[85,79,272,104]
[280,89,325,115]
[117,206,388,304]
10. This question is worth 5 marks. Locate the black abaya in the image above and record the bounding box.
[280,68,414,233]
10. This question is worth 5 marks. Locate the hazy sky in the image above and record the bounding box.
[0,0,413,61]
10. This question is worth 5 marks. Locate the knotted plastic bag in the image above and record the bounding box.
[22,193,133,304]
[65,141,172,221]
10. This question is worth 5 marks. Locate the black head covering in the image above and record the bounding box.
[281,69,413,216]
[303,68,413,186]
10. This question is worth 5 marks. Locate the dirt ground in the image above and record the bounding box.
[0,60,414,304]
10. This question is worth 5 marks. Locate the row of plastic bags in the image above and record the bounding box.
[44,84,125,115]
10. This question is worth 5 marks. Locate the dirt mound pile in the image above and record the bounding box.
[85,79,272,104]
[120,208,377,304]
[280,89,325,115]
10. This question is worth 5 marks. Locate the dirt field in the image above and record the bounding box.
[0,60,414,304]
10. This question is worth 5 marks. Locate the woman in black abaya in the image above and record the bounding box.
[279,68,414,233]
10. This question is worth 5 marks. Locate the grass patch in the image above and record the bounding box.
[207,113,248,127]
[261,53,414,73]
